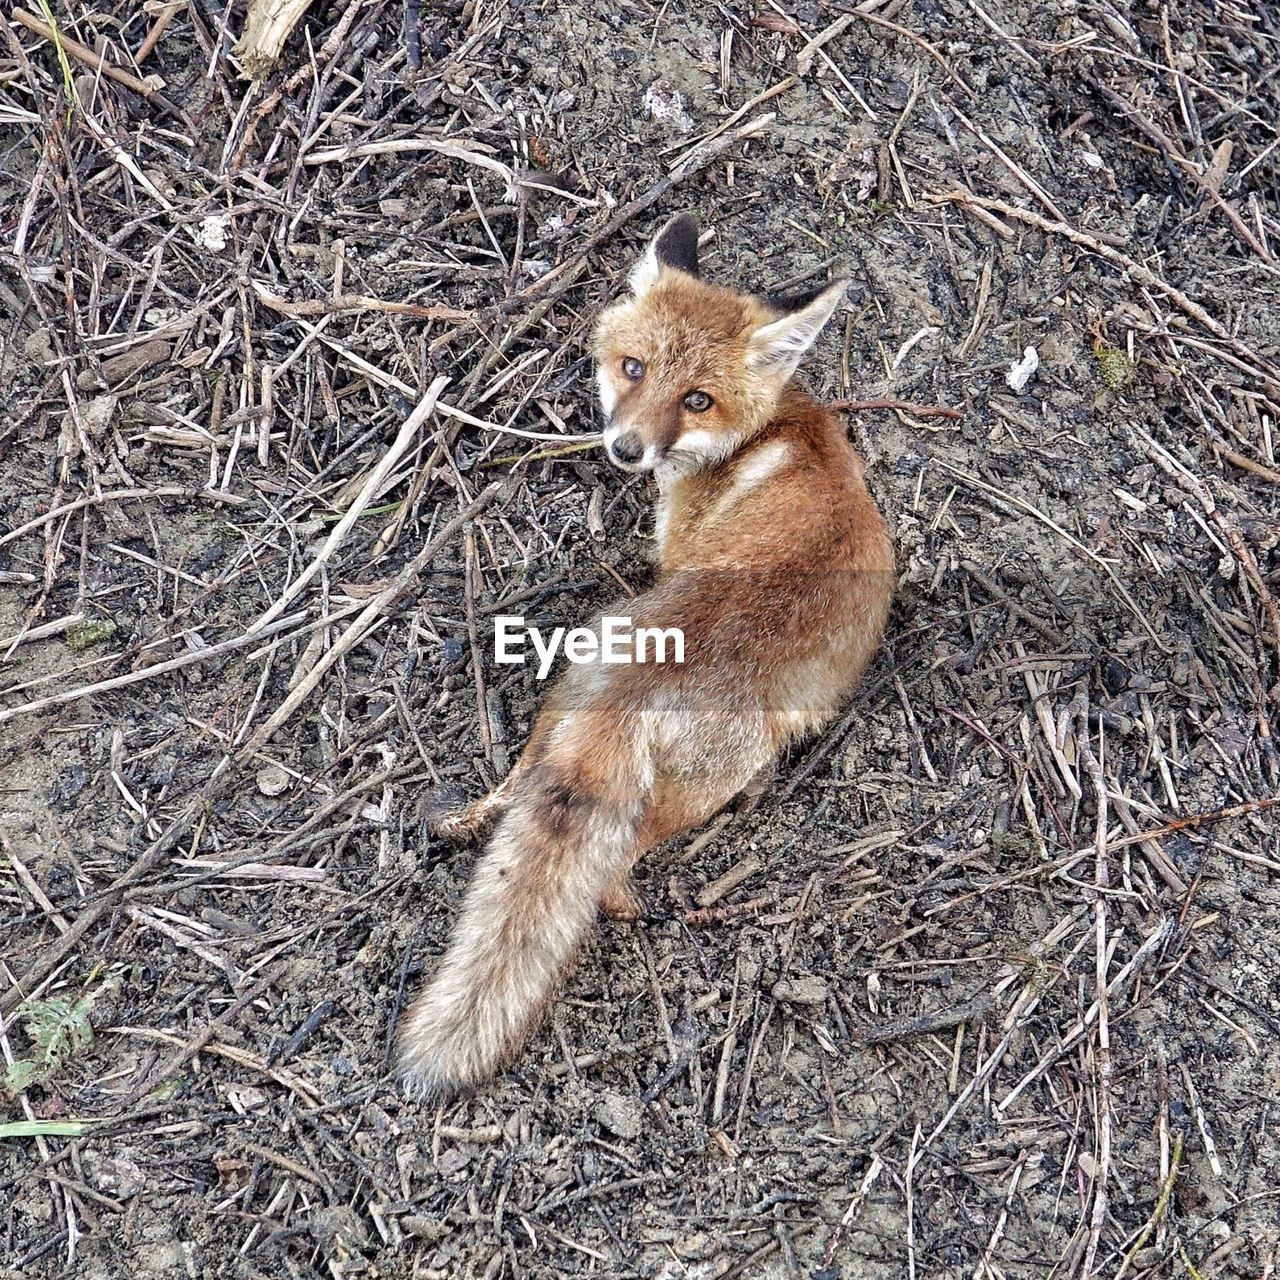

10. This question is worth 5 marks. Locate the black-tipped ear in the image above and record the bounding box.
[746,280,847,378]
[630,214,700,296]
[653,214,700,277]
[760,284,833,315]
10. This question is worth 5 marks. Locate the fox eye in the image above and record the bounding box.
[683,390,713,413]
[622,357,644,380]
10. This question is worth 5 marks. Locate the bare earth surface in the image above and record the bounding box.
[2,1,1279,1276]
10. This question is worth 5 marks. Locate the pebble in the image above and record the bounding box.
[772,976,829,1006]
[256,764,290,796]
[595,1089,642,1139]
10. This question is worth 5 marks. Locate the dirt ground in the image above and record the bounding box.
[3,0,1280,1276]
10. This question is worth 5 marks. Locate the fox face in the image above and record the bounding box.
[592,214,847,475]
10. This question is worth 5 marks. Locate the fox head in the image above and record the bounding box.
[592,214,847,475]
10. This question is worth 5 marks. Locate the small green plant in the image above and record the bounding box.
[4,972,122,1095]
[65,618,117,652]
[1094,345,1135,392]
[1089,316,1136,393]
[0,1119,92,1139]
[35,0,82,115]
[1012,946,1052,995]
[990,830,1034,860]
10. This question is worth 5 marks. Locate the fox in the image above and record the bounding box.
[397,214,894,1101]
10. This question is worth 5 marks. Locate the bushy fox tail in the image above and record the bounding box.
[397,760,641,1101]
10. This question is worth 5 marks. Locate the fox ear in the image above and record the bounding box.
[629,214,701,296]
[747,280,847,377]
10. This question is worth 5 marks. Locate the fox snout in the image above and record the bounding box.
[603,421,661,472]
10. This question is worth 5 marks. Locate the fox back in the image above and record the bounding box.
[397,215,893,1101]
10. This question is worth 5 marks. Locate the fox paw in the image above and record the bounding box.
[420,787,489,844]
[735,764,776,816]
[601,880,643,923]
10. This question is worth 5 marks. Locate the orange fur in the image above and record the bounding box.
[396,216,894,1100]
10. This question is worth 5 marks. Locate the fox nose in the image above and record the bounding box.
[609,431,644,466]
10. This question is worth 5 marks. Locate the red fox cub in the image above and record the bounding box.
[398,214,894,1100]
